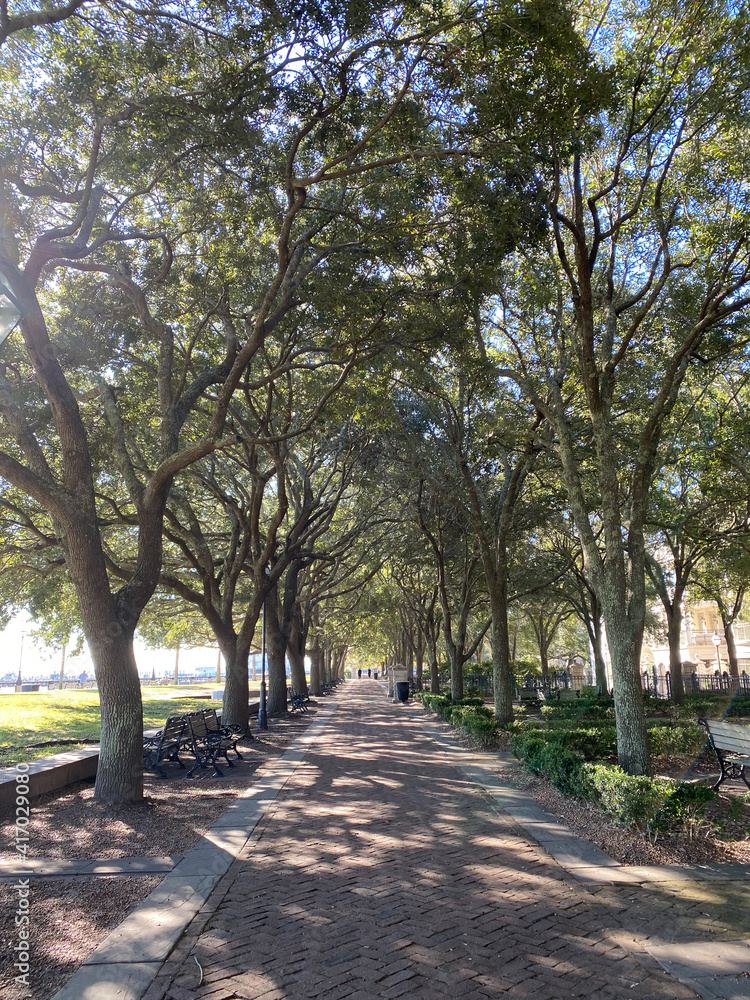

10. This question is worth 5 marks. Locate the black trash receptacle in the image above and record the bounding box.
[395,681,409,703]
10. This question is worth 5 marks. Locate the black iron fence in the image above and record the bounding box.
[458,668,589,698]
[438,664,750,701]
[642,669,750,699]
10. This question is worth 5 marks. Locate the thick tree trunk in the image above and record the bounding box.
[265,589,288,715]
[446,644,463,702]
[604,612,651,775]
[309,634,322,696]
[91,629,143,803]
[65,522,145,804]
[415,629,424,690]
[221,638,251,732]
[723,622,740,679]
[288,607,308,695]
[489,588,514,725]
[591,603,608,693]
[429,656,440,693]
[539,639,549,688]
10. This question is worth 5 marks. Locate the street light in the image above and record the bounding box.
[711,631,722,671]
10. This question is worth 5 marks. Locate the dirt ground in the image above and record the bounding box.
[0,709,315,1000]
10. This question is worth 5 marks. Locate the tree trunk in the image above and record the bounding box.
[309,634,322,696]
[265,587,288,715]
[323,643,332,686]
[666,605,686,704]
[221,637,251,732]
[723,622,739,679]
[288,606,308,695]
[415,628,424,690]
[591,601,608,693]
[489,588,514,725]
[603,612,651,775]
[91,629,143,804]
[446,644,463,701]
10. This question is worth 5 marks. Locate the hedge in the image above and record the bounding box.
[512,730,678,829]
[416,693,499,745]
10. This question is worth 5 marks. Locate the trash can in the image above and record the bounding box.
[395,681,409,703]
[390,664,408,702]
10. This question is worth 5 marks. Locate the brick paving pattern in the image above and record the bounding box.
[147,682,699,1000]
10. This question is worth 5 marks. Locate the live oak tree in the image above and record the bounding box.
[0,3,468,799]
[492,0,750,774]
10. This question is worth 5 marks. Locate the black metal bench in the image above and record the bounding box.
[287,687,308,713]
[200,707,246,753]
[697,718,750,789]
[143,716,187,777]
[183,711,238,777]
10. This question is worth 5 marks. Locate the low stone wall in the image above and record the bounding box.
[0,747,100,815]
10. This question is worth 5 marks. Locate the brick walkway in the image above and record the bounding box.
[144,682,700,1000]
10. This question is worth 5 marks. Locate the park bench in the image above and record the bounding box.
[697,718,750,790]
[143,716,187,777]
[287,687,308,713]
[519,687,544,706]
[183,711,237,777]
[200,707,246,754]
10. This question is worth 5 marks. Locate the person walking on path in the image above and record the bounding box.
[147,685,699,1000]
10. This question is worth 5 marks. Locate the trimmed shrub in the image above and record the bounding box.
[503,719,541,736]
[669,692,730,720]
[727,696,750,718]
[649,782,717,840]
[418,693,456,722]
[583,763,674,828]
[540,698,616,723]
[450,706,498,746]
[563,725,618,760]
[646,722,705,756]
[512,731,593,798]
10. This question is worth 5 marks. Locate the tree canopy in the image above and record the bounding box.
[3,0,750,800]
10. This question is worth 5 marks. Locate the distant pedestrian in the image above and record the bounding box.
[368,668,372,678]
[358,669,362,679]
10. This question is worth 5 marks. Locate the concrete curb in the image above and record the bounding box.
[49,701,338,1000]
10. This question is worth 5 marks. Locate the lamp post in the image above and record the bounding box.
[712,631,722,672]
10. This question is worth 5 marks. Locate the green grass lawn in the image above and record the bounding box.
[0,684,261,766]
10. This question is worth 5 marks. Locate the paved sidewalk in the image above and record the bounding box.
[124,681,731,1000]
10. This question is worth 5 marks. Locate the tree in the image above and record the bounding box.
[493,0,750,773]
